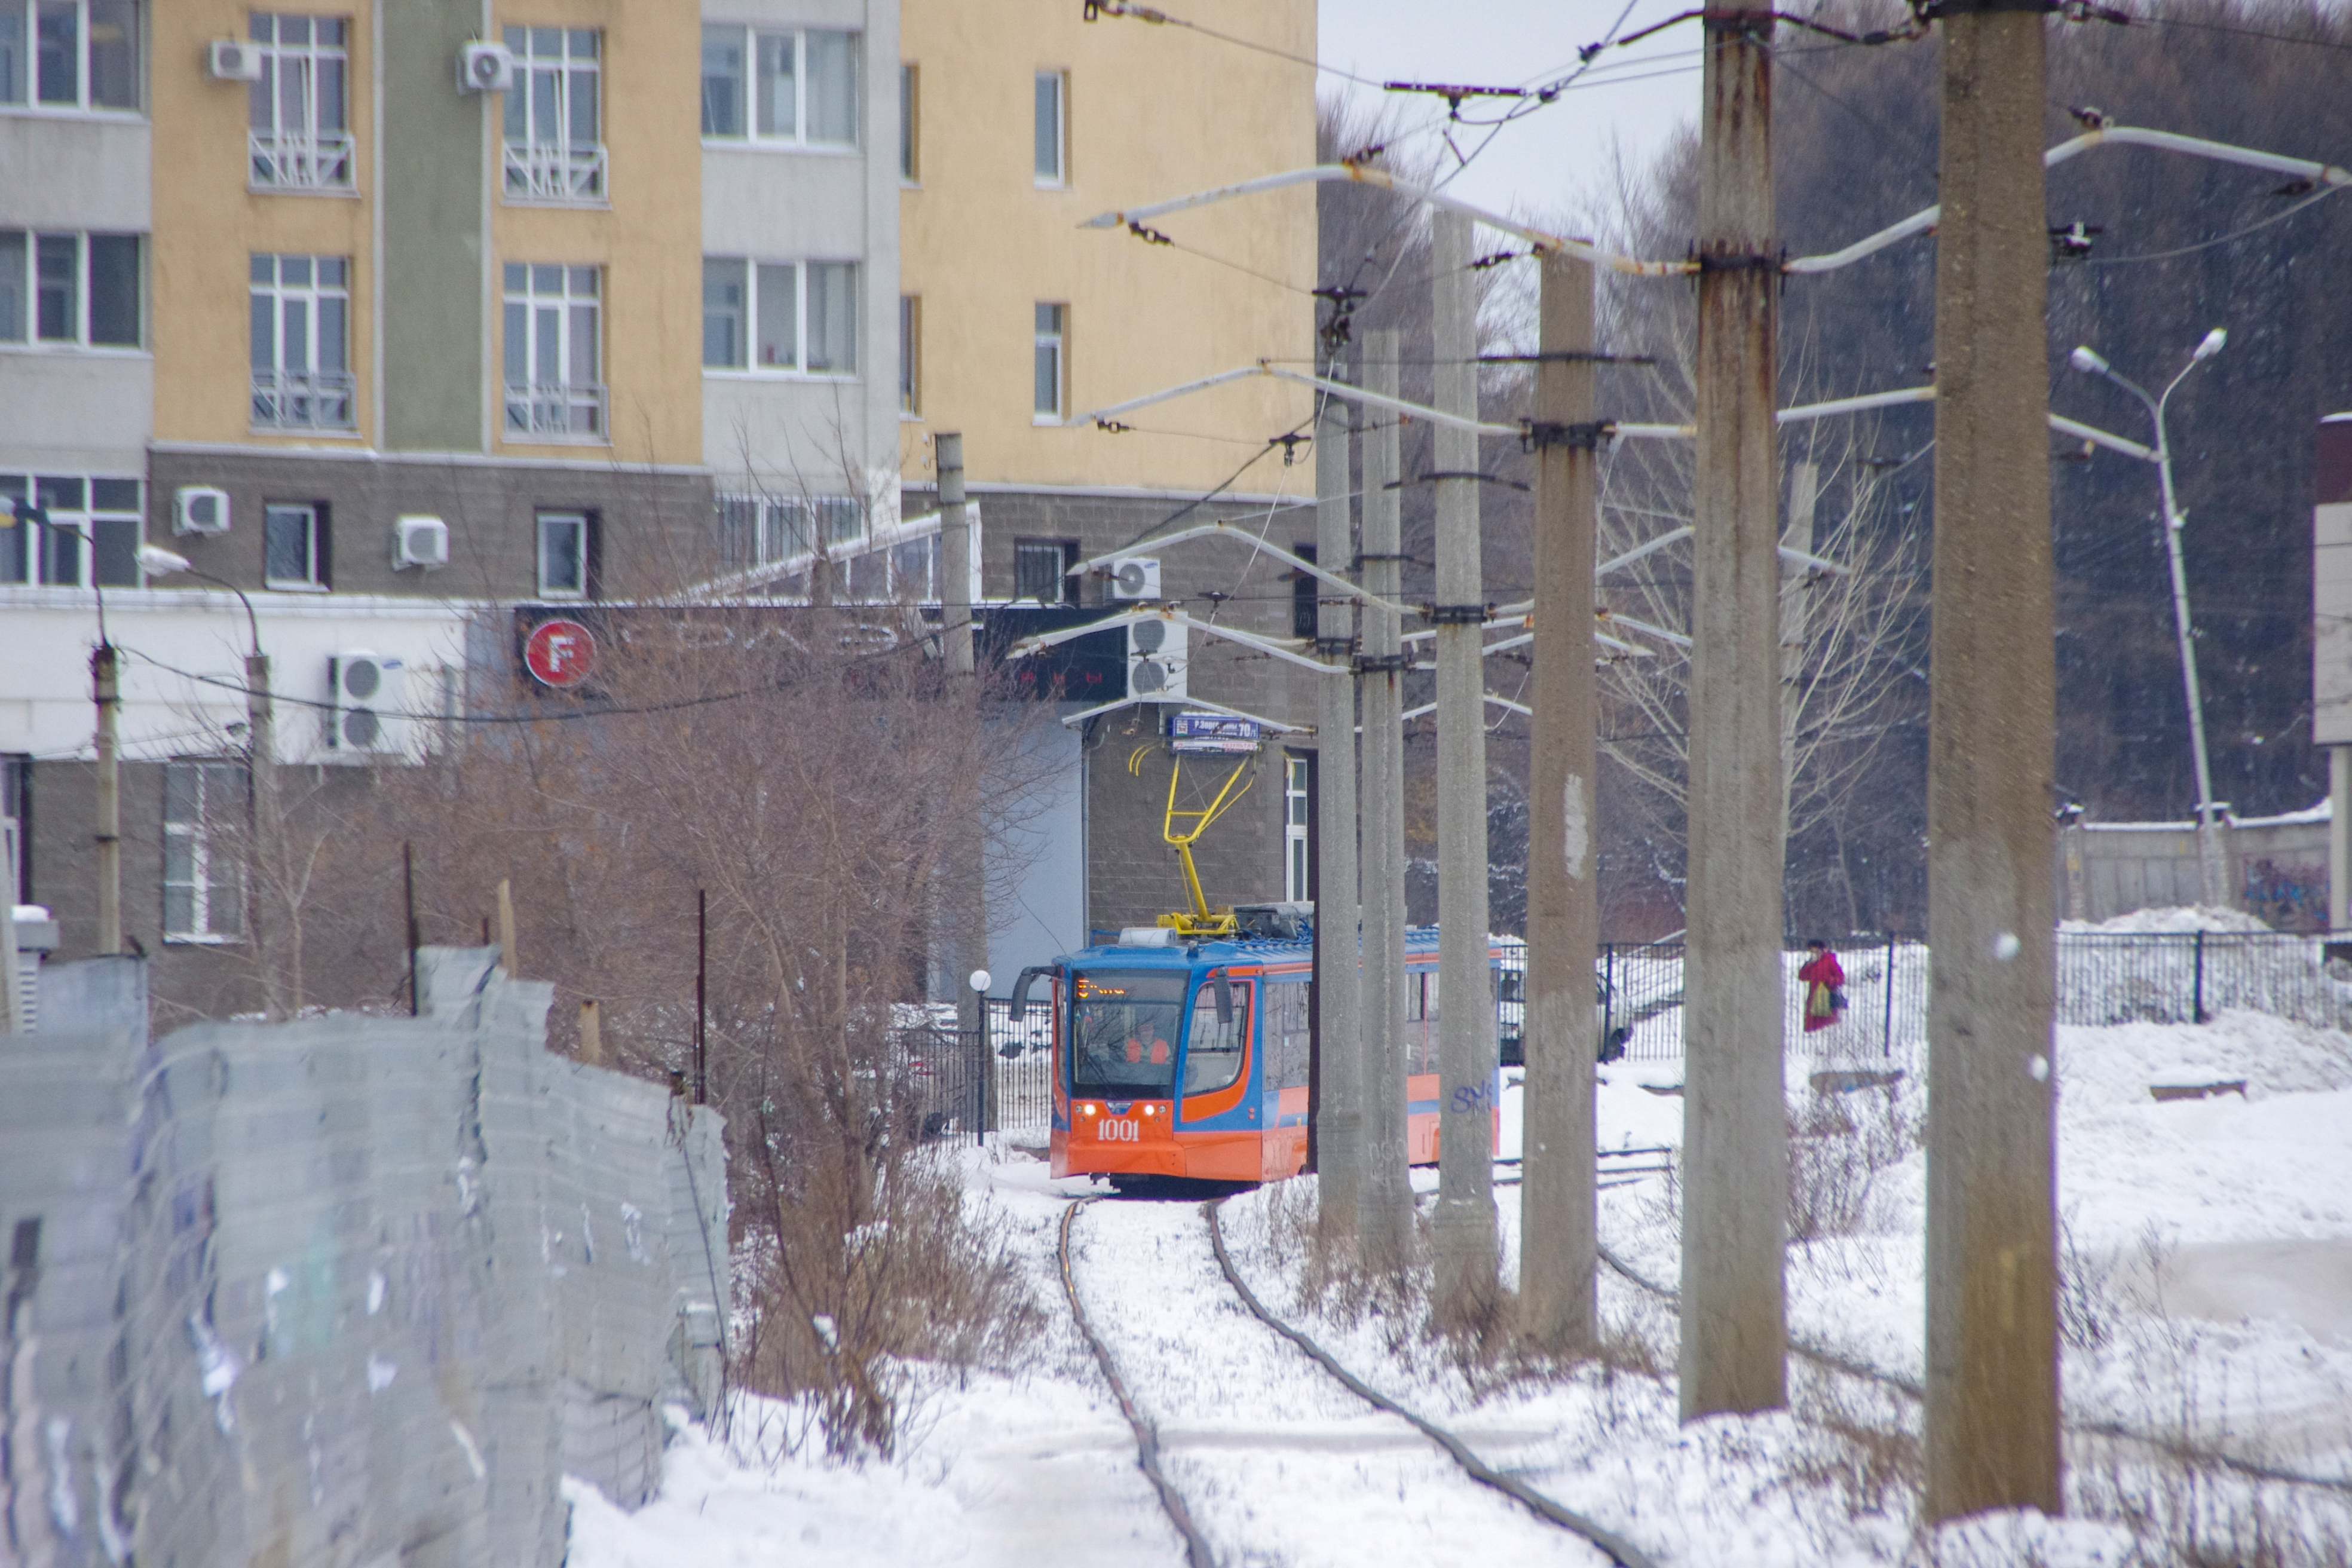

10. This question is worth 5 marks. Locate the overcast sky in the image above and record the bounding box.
[1317,0,1704,224]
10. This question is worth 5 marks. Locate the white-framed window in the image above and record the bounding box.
[1033,71,1065,185]
[503,26,604,203]
[898,62,916,181]
[1013,538,1074,605]
[1284,755,1310,902]
[262,501,325,589]
[0,0,139,112]
[163,760,246,945]
[0,473,140,586]
[898,294,918,414]
[537,510,589,598]
[247,14,352,191]
[702,256,856,377]
[0,229,140,348]
[715,492,862,573]
[503,263,604,440]
[700,24,859,148]
[250,253,353,429]
[1033,302,1065,421]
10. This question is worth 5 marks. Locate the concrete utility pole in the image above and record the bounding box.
[936,430,991,1090]
[1923,5,2062,1520]
[1520,252,1602,1350]
[246,650,280,1015]
[1680,0,1788,1420]
[93,643,122,956]
[938,432,975,678]
[1313,389,1365,1252]
[1358,329,1413,1272]
[1430,209,1499,1324]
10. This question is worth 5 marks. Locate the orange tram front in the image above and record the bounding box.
[1016,918,1516,1189]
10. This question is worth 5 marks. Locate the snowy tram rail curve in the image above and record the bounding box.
[1056,1193,1655,1568]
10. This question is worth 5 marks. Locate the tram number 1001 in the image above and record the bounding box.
[1095,1119,1141,1143]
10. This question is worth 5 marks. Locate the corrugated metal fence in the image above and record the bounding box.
[0,947,727,1568]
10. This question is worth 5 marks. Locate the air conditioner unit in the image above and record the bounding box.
[173,486,231,537]
[1108,556,1162,601]
[326,652,406,755]
[457,40,514,93]
[207,39,265,81]
[394,514,449,570]
[1126,615,1188,702]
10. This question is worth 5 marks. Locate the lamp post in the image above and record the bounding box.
[142,546,281,1010]
[2068,329,2231,909]
[2,499,130,953]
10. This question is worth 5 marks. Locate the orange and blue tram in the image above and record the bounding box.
[1012,914,1523,1187]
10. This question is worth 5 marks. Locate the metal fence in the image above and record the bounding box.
[957,930,2347,1141]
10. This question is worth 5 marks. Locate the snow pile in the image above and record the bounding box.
[2062,904,2278,935]
[574,1010,2352,1567]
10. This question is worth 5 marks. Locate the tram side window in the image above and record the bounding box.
[1263,979,1310,1090]
[1070,970,1188,1098]
[1182,978,1253,1096]
[1404,969,1440,1073]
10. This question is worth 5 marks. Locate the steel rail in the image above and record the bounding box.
[1058,1197,1220,1568]
[1592,1242,2352,1498]
[1205,1198,1660,1568]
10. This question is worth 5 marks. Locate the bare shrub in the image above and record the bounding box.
[291,605,1061,1457]
[1787,1082,1920,1244]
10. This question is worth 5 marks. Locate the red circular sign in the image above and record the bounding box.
[524,618,596,687]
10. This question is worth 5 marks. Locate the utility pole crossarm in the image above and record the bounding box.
[1080,165,1697,277]
[1787,123,2351,276]
[1066,519,1411,616]
[2050,413,2157,463]
[1004,605,1343,676]
[1074,362,1519,440]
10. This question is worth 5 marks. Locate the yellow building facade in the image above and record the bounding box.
[898,0,1316,494]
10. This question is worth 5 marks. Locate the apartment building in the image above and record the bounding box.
[4,1,898,1013]
[896,0,1319,961]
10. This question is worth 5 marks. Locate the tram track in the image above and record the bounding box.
[1205,1199,1659,1568]
[1056,1189,1657,1568]
[1594,1240,2352,1499]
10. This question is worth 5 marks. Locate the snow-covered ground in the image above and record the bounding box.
[571,1007,2352,1567]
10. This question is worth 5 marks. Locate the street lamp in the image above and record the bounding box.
[2,497,127,953]
[2067,327,2231,908]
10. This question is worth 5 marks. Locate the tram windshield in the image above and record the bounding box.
[1070,970,1188,1099]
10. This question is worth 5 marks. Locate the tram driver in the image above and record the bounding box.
[1125,1021,1172,1065]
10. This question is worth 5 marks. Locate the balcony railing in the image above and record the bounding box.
[501,141,608,204]
[252,369,357,431]
[249,130,357,192]
[504,382,608,442]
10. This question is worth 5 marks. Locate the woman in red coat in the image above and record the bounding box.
[1799,939,1845,1033]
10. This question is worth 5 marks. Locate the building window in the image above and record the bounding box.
[262,501,326,589]
[1291,543,1317,638]
[163,760,246,945]
[715,492,862,573]
[701,24,859,148]
[1013,538,1075,605]
[1284,755,1310,903]
[0,0,138,112]
[250,253,353,429]
[0,230,140,348]
[537,510,589,598]
[0,474,140,586]
[1033,71,1064,185]
[503,263,604,440]
[1033,302,1065,421]
[703,258,856,377]
[247,14,352,191]
[503,26,605,203]
[898,294,919,414]
[899,63,917,180]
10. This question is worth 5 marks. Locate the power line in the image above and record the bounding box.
[2085,183,2345,265]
